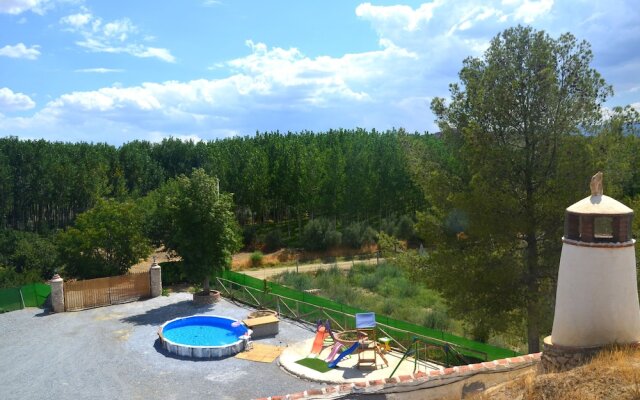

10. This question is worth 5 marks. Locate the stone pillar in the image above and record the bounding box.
[150,261,162,297]
[50,274,64,313]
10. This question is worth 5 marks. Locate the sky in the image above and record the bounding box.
[0,0,639,145]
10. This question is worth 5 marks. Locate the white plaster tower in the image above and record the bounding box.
[543,172,640,370]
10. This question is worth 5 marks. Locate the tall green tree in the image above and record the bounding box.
[158,168,241,293]
[415,26,611,352]
[57,199,151,279]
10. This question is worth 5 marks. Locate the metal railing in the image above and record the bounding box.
[216,276,488,366]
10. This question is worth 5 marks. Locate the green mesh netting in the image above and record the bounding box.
[219,270,518,362]
[0,283,51,313]
[0,287,23,313]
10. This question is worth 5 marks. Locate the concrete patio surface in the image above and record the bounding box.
[279,337,442,384]
[0,293,326,400]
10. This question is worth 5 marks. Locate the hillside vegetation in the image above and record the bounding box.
[472,347,640,400]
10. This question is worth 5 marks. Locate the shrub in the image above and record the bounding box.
[242,225,258,248]
[301,218,341,251]
[263,229,283,252]
[324,230,342,249]
[423,308,450,331]
[395,215,416,240]
[276,271,313,291]
[250,251,264,267]
[0,265,41,288]
[301,219,324,250]
[379,215,398,236]
[343,221,377,249]
[360,273,381,291]
[160,261,191,286]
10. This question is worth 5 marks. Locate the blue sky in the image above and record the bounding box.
[0,0,638,145]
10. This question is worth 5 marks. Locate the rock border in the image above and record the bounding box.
[192,290,221,305]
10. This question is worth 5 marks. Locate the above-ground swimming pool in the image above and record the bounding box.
[158,315,252,359]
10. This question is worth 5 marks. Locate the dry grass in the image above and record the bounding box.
[469,346,640,400]
[232,245,379,270]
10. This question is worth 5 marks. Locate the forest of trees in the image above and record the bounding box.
[0,129,423,233]
[0,129,425,285]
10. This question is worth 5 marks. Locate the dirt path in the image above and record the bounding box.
[131,249,383,280]
[242,257,382,280]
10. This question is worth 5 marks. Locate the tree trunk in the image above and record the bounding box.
[527,299,540,353]
[526,231,540,353]
[203,276,210,294]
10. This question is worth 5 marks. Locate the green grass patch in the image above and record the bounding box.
[295,357,331,373]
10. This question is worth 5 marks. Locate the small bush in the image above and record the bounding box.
[242,225,258,248]
[395,215,416,241]
[160,261,191,286]
[343,222,377,249]
[276,271,313,291]
[324,230,342,249]
[250,251,264,267]
[423,308,450,331]
[360,273,382,290]
[263,229,283,252]
[301,218,341,251]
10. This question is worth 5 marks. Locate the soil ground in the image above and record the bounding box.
[130,247,381,278]
[0,293,324,400]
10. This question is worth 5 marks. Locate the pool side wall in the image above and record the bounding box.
[158,315,251,359]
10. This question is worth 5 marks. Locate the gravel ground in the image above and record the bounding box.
[0,293,325,400]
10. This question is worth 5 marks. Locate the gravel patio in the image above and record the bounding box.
[0,293,324,400]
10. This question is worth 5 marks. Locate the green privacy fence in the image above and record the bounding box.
[216,270,520,364]
[0,283,51,313]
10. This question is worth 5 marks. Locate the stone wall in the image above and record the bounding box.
[255,353,541,400]
[541,341,600,372]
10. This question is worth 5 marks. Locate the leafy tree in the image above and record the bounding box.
[415,26,611,351]
[159,168,241,293]
[591,105,640,199]
[0,229,58,283]
[301,218,341,251]
[343,221,377,249]
[377,232,405,256]
[0,265,41,288]
[57,199,152,279]
[11,232,58,279]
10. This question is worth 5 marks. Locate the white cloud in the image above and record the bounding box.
[202,0,221,6]
[137,47,175,63]
[512,0,554,23]
[356,1,442,32]
[0,43,41,60]
[60,12,175,63]
[75,68,124,73]
[0,88,36,112]
[0,38,423,143]
[59,12,91,28]
[0,0,49,15]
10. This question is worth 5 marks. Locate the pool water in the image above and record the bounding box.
[161,315,249,347]
[163,324,242,346]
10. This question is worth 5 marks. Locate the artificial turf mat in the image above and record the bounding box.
[295,357,331,373]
